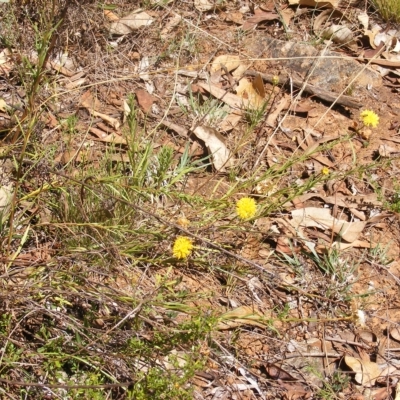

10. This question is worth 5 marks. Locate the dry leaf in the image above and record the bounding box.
[210,55,241,73]
[0,98,8,112]
[160,14,182,39]
[80,90,101,110]
[344,355,381,387]
[242,9,279,31]
[109,11,154,35]
[266,95,290,126]
[291,207,365,243]
[161,120,188,138]
[263,364,297,381]
[65,77,86,90]
[80,91,120,129]
[358,11,369,30]
[194,0,214,12]
[104,9,119,21]
[0,184,13,223]
[135,89,156,113]
[288,0,338,7]
[0,48,13,75]
[223,12,244,24]
[193,126,232,171]
[236,78,265,109]
[219,110,243,131]
[197,81,246,108]
[390,327,400,342]
[322,24,354,44]
[280,7,294,27]
[89,127,127,145]
[252,73,265,97]
[216,306,268,330]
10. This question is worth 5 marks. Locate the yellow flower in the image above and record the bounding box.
[172,236,193,259]
[321,166,330,175]
[236,197,257,220]
[360,110,379,128]
[271,75,280,85]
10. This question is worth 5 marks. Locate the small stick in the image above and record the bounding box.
[325,336,371,349]
[245,70,361,109]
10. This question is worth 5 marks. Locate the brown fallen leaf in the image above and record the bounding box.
[236,78,265,109]
[135,89,156,113]
[288,0,338,7]
[291,207,365,243]
[266,95,290,126]
[197,81,245,109]
[161,120,188,138]
[89,127,127,145]
[222,11,244,24]
[109,10,154,35]
[219,110,243,131]
[262,363,297,381]
[280,7,294,27]
[242,9,279,31]
[80,90,101,110]
[160,14,182,39]
[210,55,241,73]
[192,126,233,171]
[104,9,119,22]
[344,355,381,387]
[280,382,313,400]
[80,91,120,129]
[194,0,214,12]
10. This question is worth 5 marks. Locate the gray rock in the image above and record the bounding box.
[243,35,382,93]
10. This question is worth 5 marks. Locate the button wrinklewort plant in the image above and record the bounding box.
[173,236,193,259]
[236,197,257,220]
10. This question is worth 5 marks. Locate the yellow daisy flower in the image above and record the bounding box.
[172,236,193,259]
[236,197,257,220]
[321,166,330,175]
[360,110,379,128]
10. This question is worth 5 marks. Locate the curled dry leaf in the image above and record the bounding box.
[358,11,369,30]
[236,78,265,109]
[291,207,365,243]
[193,126,233,172]
[210,55,241,73]
[242,9,279,31]
[344,355,381,387]
[0,184,13,223]
[135,89,156,113]
[390,327,400,342]
[322,24,354,44]
[89,127,127,145]
[109,10,154,35]
[0,48,13,76]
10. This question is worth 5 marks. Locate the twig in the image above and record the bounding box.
[245,70,361,109]
[325,336,371,349]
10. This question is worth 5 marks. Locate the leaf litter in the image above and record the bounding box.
[1,0,400,398]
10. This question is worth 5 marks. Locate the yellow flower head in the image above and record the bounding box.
[172,236,193,259]
[272,75,280,85]
[360,110,379,128]
[321,166,330,175]
[236,197,257,220]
